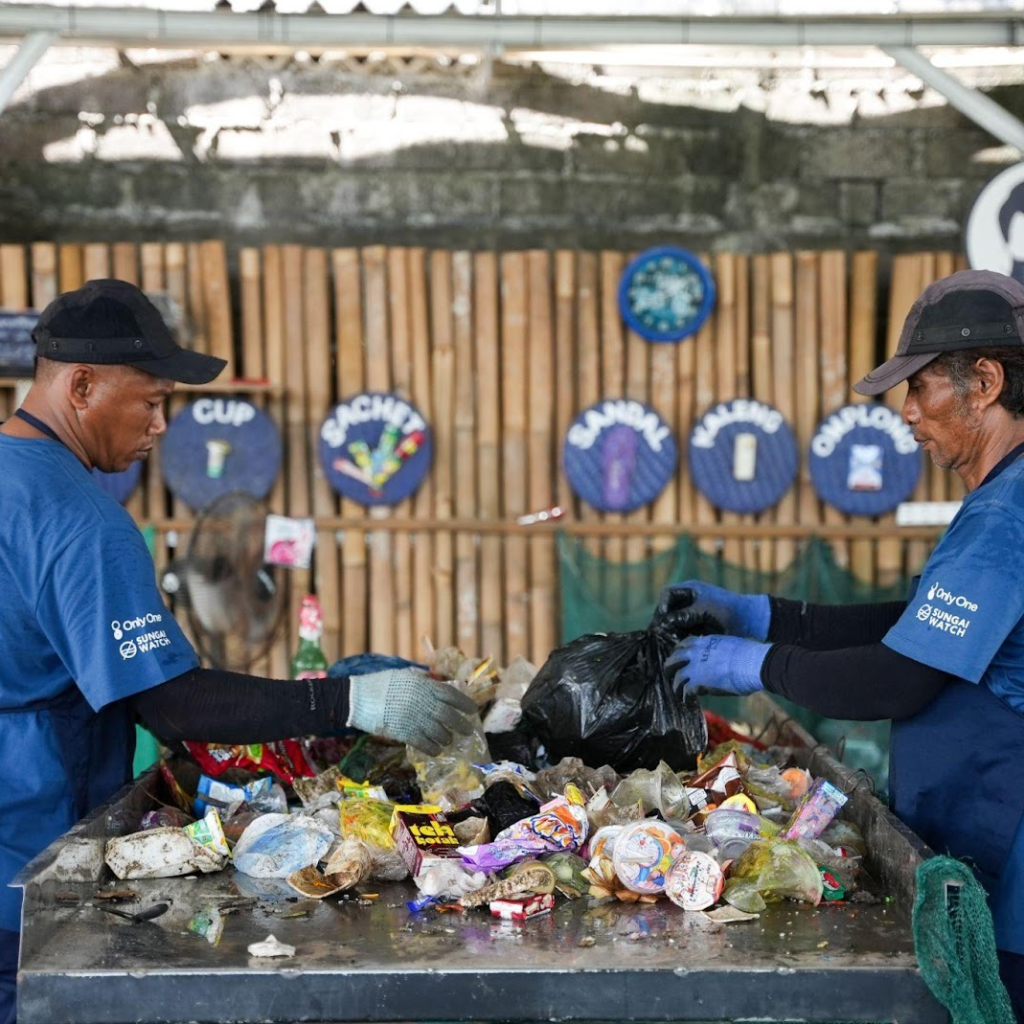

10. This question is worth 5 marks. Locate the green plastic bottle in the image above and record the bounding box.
[290,594,329,680]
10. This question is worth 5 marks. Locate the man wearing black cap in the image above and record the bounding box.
[659,268,1024,1018]
[0,279,476,1024]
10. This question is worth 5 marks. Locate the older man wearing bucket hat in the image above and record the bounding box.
[0,279,477,1024]
[657,268,1024,1018]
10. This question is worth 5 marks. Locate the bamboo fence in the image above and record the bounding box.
[0,243,964,671]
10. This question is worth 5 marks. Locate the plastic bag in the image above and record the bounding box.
[727,837,823,907]
[232,813,334,878]
[520,614,714,772]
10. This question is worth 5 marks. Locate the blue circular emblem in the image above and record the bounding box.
[618,246,716,342]
[161,397,282,512]
[563,399,677,513]
[91,462,142,506]
[689,399,798,514]
[319,391,432,507]
[809,403,923,516]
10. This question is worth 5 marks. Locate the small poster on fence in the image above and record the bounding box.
[264,515,316,569]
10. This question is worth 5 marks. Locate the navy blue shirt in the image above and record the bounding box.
[885,455,1024,954]
[0,433,197,932]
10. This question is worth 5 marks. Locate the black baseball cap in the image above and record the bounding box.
[854,269,1024,396]
[33,278,227,385]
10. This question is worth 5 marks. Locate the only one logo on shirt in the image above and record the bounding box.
[111,612,164,640]
[925,581,979,613]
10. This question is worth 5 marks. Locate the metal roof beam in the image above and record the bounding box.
[0,30,54,115]
[885,44,1024,155]
[0,9,1022,50]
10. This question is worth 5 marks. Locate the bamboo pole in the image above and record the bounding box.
[770,253,797,569]
[332,247,369,658]
[408,247,435,661]
[692,258,719,558]
[452,251,479,654]
[751,254,776,574]
[501,251,529,662]
[387,248,414,659]
[362,245,395,656]
[599,251,626,567]
[304,247,341,663]
[83,243,109,282]
[715,253,742,567]
[576,251,601,561]
[527,250,557,665]
[475,251,504,662]
[58,245,84,291]
[429,250,455,651]
[848,251,879,586]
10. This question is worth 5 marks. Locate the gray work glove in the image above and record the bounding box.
[346,668,478,755]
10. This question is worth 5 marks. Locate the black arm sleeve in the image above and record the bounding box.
[129,667,351,744]
[767,597,907,649]
[761,642,954,721]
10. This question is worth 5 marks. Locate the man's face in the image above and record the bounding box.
[901,361,977,474]
[86,365,174,473]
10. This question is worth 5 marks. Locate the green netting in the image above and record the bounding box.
[557,533,921,795]
[914,856,1016,1024]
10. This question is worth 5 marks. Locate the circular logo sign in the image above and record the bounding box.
[966,162,1024,286]
[319,391,432,506]
[563,398,677,513]
[91,463,143,506]
[161,397,282,512]
[618,246,716,342]
[688,399,798,514]
[809,403,922,517]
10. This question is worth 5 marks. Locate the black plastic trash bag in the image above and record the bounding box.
[520,610,718,773]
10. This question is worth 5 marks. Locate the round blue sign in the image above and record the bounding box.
[161,397,282,512]
[91,462,142,506]
[809,403,923,517]
[563,399,677,513]
[319,391,432,507]
[618,246,716,342]
[689,399,798,514]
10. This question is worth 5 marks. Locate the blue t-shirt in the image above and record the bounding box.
[0,434,198,932]
[884,456,1024,954]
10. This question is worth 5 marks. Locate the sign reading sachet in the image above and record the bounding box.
[319,391,432,506]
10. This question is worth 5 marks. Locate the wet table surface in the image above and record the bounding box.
[18,868,945,1024]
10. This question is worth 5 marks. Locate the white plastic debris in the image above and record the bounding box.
[247,934,296,958]
[105,827,226,880]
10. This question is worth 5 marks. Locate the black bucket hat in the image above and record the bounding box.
[33,278,226,385]
[854,269,1024,396]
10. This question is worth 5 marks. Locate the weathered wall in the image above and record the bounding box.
[0,46,1022,252]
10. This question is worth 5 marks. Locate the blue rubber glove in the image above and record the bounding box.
[664,634,771,700]
[347,668,478,755]
[657,581,770,640]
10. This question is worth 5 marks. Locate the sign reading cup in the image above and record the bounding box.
[162,397,282,512]
[563,398,677,513]
[319,391,432,506]
[966,162,1024,286]
[688,399,798,514]
[809,403,922,516]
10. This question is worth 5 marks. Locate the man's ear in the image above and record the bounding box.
[67,365,94,410]
[975,357,1005,407]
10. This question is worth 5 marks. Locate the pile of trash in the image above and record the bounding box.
[104,637,869,929]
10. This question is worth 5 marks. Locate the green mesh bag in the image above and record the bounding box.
[557,533,919,794]
[913,856,1015,1024]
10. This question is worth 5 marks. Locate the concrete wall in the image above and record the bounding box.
[1,47,1022,252]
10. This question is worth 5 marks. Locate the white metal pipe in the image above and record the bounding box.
[884,44,1024,155]
[0,8,1020,50]
[0,30,55,115]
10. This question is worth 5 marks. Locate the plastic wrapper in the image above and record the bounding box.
[781,778,848,841]
[584,787,645,832]
[322,837,374,890]
[183,809,230,856]
[474,780,540,836]
[406,716,489,811]
[183,739,315,785]
[194,775,281,818]
[232,813,335,878]
[222,805,264,845]
[139,805,194,831]
[727,837,824,907]
[495,654,538,701]
[542,851,590,899]
[795,837,862,893]
[820,818,867,857]
[414,860,487,898]
[532,758,620,803]
[105,827,226,880]
[340,798,397,851]
[459,794,588,872]
[610,761,689,819]
[520,615,713,773]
